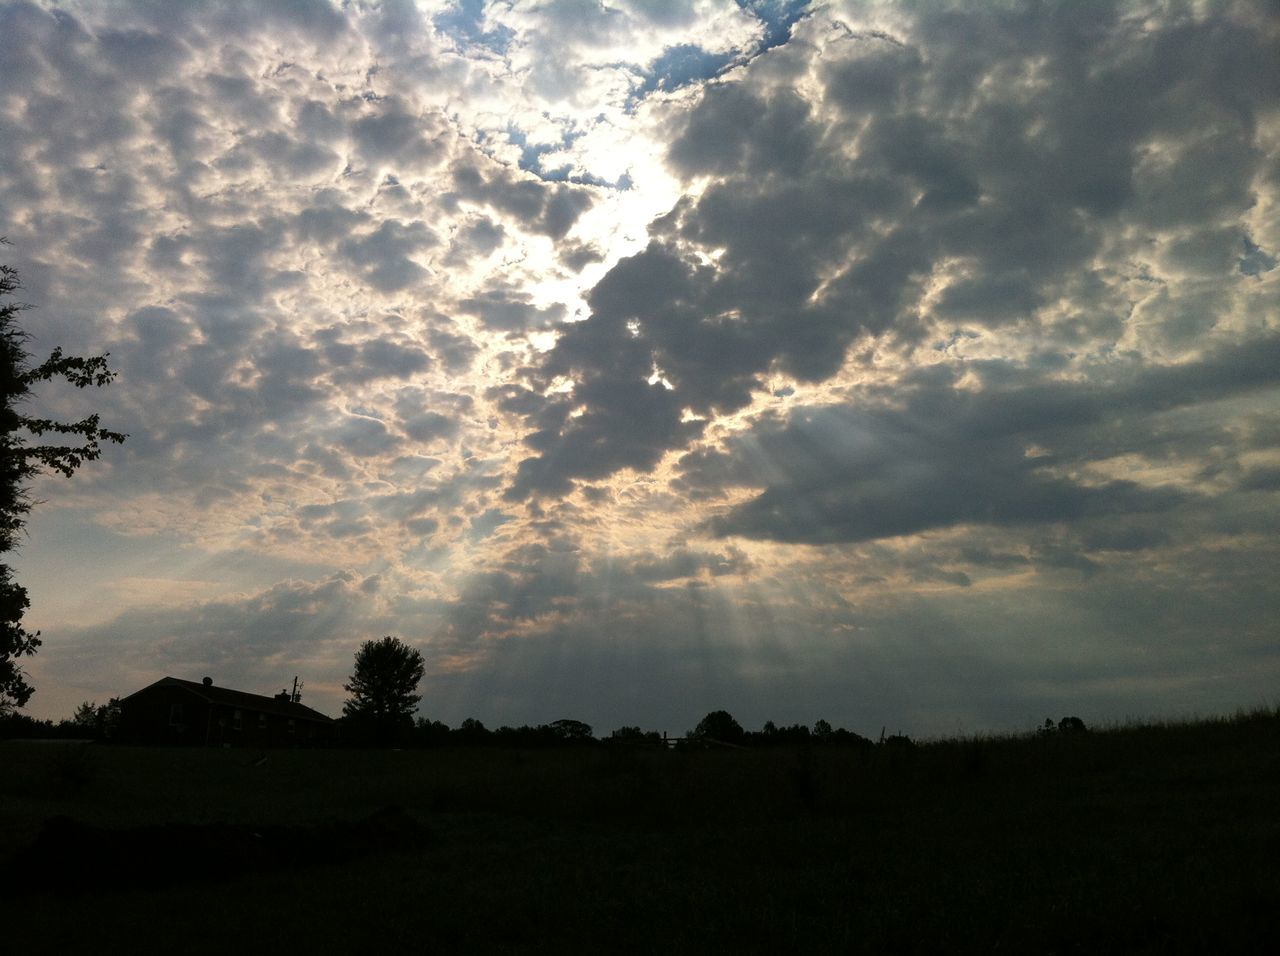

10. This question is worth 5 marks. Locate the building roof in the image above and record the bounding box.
[121,677,334,723]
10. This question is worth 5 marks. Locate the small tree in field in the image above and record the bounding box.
[691,709,746,744]
[342,636,425,744]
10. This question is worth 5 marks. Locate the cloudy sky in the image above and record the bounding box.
[2,0,1277,736]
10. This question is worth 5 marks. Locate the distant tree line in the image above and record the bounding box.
[363,709,879,751]
[1038,716,1088,735]
[0,628,1088,748]
[0,697,120,740]
[1,697,1086,750]
[333,638,1086,749]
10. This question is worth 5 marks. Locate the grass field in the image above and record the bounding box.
[4,711,1279,953]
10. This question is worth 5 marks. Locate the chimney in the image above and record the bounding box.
[202,677,213,687]
[274,690,291,702]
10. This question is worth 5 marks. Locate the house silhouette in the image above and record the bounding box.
[118,676,335,747]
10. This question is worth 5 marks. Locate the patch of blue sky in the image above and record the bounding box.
[737,0,813,52]
[433,0,516,57]
[505,123,589,174]
[1239,237,1277,277]
[637,43,739,97]
[624,1,812,111]
[501,123,625,188]
[505,123,553,175]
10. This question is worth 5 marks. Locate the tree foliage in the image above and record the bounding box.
[610,725,663,746]
[70,698,121,739]
[691,709,746,744]
[342,636,425,743]
[1,251,125,712]
[549,718,593,741]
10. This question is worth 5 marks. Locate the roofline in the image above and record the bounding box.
[117,676,210,706]
[118,676,334,722]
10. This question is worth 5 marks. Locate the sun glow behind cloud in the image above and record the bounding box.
[3,0,1278,733]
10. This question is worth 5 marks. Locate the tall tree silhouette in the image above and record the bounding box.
[342,636,425,743]
[691,710,746,744]
[1,250,125,712]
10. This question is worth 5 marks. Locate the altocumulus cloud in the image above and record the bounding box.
[3,0,1278,734]
[506,2,1280,499]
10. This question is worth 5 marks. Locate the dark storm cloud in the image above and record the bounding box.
[339,219,437,293]
[323,334,432,385]
[444,215,506,264]
[399,410,458,443]
[447,158,595,240]
[625,546,752,582]
[292,197,373,243]
[504,1,1277,500]
[192,221,291,293]
[1239,466,1280,493]
[459,288,565,332]
[392,386,472,444]
[703,335,1280,544]
[557,239,605,272]
[426,325,480,373]
[241,129,341,179]
[351,96,450,170]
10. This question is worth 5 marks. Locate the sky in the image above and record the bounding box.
[1,0,1277,737]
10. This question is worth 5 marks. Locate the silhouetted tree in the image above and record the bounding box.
[549,718,593,742]
[342,636,425,744]
[70,700,98,732]
[1,251,125,713]
[70,698,121,739]
[760,722,811,745]
[610,725,662,745]
[691,710,746,744]
[0,708,55,739]
[828,726,872,748]
[412,716,451,747]
[455,717,490,744]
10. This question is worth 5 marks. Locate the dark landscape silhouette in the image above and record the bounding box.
[17,805,427,895]
[4,693,1279,952]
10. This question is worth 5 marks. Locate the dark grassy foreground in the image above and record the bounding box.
[3,712,1279,953]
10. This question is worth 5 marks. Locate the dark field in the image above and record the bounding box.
[4,713,1279,953]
